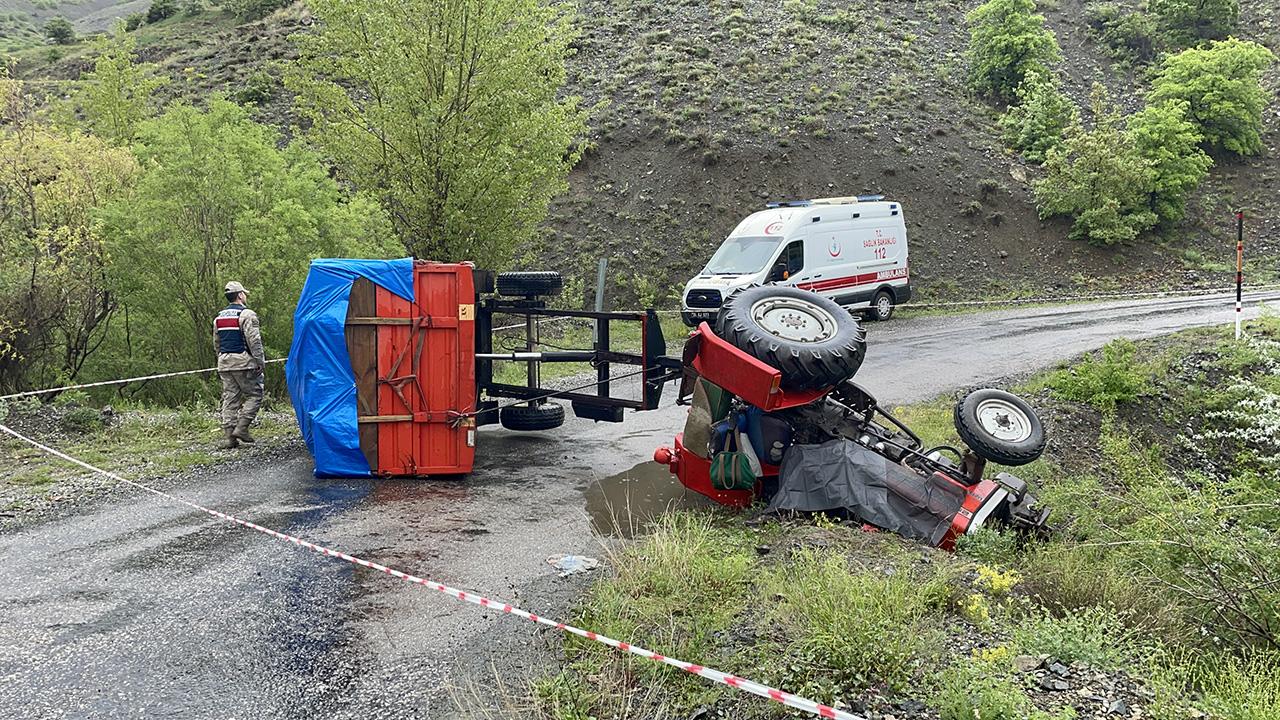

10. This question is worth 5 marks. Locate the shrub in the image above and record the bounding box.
[1198,333,1280,469]
[1012,606,1134,669]
[1035,88,1157,246]
[1046,339,1153,409]
[225,0,291,20]
[1149,39,1276,156]
[964,0,1061,101]
[146,0,177,23]
[1149,0,1239,42]
[1128,100,1212,225]
[60,406,105,434]
[124,13,146,31]
[233,70,276,105]
[999,69,1077,163]
[1084,4,1157,63]
[43,16,75,44]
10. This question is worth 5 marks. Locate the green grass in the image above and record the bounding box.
[1,398,295,510]
[1010,606,1135,670]
[1036,338,1158,410]
[528,316,1280,719]
[538,512,761,716]
[934,654,1072,720]
[1148,649,1280,720]
[757,546,954,694]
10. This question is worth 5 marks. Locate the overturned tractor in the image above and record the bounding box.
[655,286,1051,549]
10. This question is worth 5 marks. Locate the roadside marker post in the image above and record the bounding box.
[1236,211,1245,341]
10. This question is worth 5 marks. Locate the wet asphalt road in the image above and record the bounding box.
[1,291,1275,719]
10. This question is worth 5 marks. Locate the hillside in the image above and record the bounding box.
[7,0,1280,306]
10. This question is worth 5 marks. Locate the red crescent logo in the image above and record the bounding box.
[764,222,784,235]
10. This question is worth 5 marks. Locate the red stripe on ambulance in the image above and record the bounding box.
[796,266,908,293]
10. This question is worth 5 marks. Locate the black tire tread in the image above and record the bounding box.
[953,389,1046,467]
[496,271,563,297]
[499,402,566,431]
[715,286,866,390]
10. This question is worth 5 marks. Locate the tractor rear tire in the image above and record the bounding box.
[716,285,866,390]
[496,271,563,297]
[953,389,1045,466]
[499,402,566,431]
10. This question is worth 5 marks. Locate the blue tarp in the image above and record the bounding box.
[286,258,415,477]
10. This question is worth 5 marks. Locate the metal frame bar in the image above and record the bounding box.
[474,290,675,418]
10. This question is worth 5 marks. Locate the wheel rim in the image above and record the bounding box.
[749,296,838,343]
[876,295,892,317]
[975,398,1032,443]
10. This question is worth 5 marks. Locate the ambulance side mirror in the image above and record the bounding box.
[769,262,789,282]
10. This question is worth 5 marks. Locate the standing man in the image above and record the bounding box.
[215,281,265,449]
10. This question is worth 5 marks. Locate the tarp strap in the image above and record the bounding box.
[378,314,431,415]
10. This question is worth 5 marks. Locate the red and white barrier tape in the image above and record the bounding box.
[0,359,288,402]
[0,423,862,720]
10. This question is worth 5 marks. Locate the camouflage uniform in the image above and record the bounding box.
[215,281,265,447]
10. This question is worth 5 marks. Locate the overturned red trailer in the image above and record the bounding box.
[286,258,675,477]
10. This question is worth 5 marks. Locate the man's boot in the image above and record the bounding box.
[233,419,256,444]
[219,427,239,450]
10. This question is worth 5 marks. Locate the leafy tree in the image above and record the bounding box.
[1035,88,1157,247]
[965,0,1062,101]
[43,16,75,44]
[999,69,1078,163]
[99,98,398,372]
[146,0,177,23]
[1148,39,1275,156]
[288,0,588,265]
[77,25,169,145]
[1149,0,1239,41]
[0,73,138,392]
[1128,100,1213,225]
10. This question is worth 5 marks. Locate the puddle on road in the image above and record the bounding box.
[585,460,717,538]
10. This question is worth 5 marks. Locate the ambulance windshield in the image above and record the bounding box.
[703,236,782,275]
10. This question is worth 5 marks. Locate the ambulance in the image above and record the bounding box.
[681,196,911,326]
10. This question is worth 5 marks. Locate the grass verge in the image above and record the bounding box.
[519,315,1280,719]
[1,392,295,513]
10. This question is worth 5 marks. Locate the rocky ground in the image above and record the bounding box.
[12,0,1280,307]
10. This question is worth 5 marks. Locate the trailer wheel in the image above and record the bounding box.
[866,290,895,322]
[716,285,866,390]
[496,271,563,297]
[499,402,566,431]
[953,389,1045,466]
